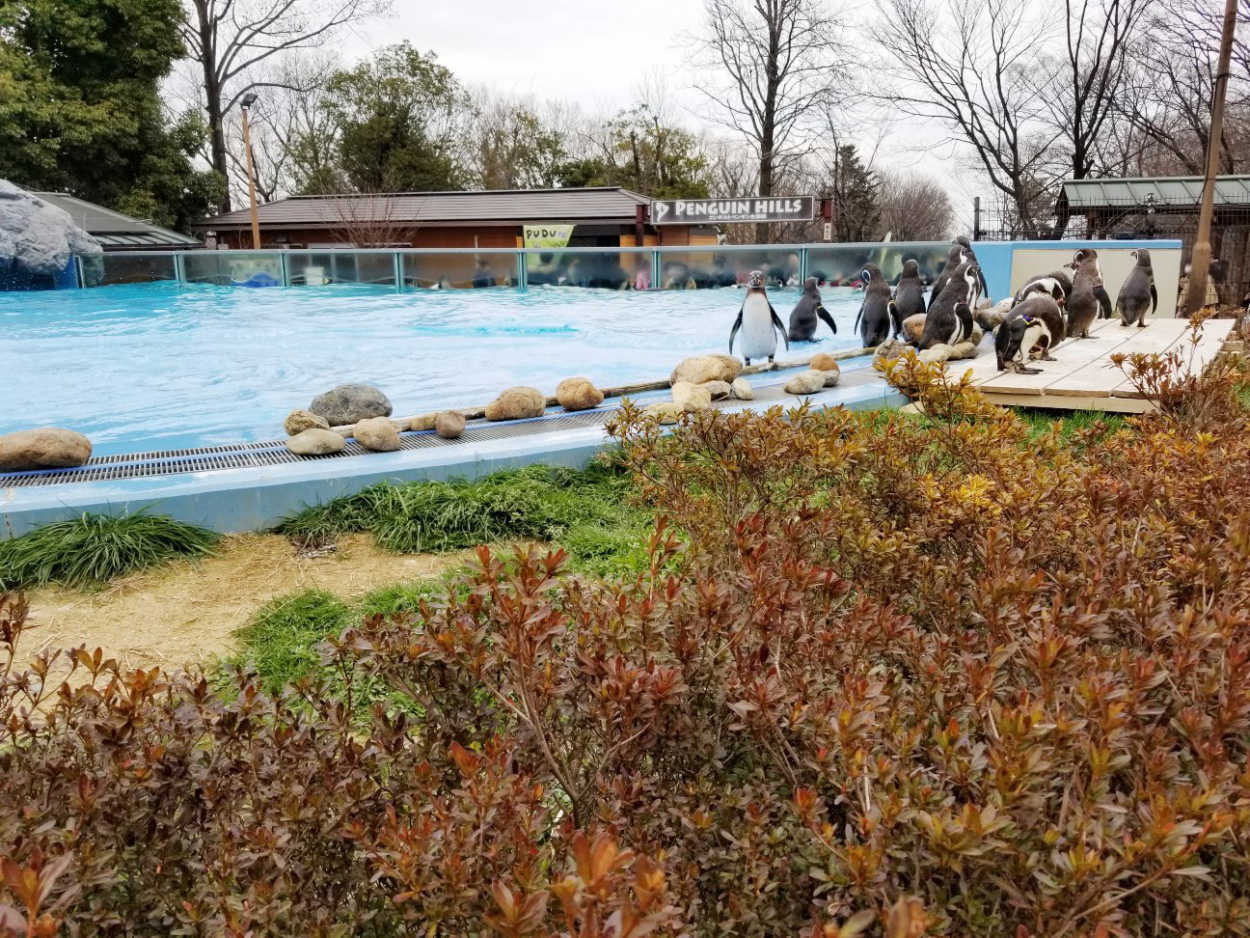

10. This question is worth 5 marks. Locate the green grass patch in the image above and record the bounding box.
[0,512,220,590]
[276,462,648,559]
[1017,408,1127,442]
[231,590,353,692]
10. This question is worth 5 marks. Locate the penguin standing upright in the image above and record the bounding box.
[953,235,990,299]
[787,277,838,341]
[920,262,978,349]
[854,264,893,347]
[928,244,967,311]
[1116,249,1157,328]
[729,270,789,365]
[1065,249,1109,339]
[890,258,926,337]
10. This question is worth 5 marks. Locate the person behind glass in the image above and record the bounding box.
[472,257,495,288]
[634,261,651,290]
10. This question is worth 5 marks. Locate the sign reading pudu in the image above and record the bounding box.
[650,196,814,225]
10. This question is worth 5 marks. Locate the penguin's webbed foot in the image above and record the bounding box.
[1137,321,1147,328]
[1042,352,1057,361]
[767,355,775,364]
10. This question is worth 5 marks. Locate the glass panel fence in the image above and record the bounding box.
[653,247,803,290]
[806,243,949,287]
[288,252,395,286]
[183,252,284,286]
[524,250,651,290]
[91,253,177,286]
[402,252,520,289]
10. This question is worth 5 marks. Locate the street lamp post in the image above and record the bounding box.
[240,93,261,250]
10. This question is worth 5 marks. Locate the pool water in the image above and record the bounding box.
[1,282,866,455]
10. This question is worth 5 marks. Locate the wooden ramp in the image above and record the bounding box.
[950,317,1236,413]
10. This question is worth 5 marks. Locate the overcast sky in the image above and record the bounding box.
[340,0,982,230]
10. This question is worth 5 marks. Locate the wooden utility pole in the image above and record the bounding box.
[1183,0,1239,315]
[240,96,262,250]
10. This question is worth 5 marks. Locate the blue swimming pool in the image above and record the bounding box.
[1,282,866,455]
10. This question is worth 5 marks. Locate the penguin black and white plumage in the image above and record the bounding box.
[996,295,1065,373]
[1116,248,1157,328]
[953,235,990,300]
[787,276,837,341]
[729,269,789,365]
[1065,249,1108,339]
[890,258,926,338]
[920,262,979,349]
[854,263,893,347]
[928,244,967,312]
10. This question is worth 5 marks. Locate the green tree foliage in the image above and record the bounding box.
[556,105,712,198]
[828,143,880,242]
[320,43,469,193]
[472,100,566,189]
[0,0,223,230]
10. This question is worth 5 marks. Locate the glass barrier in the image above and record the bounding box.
[524,250,650,290]
[94,253,176,286]
[183,252,284,286]
[806,243,949,287]
[652,248,803,290]
[402,252,519,289]
[288,252,395,286]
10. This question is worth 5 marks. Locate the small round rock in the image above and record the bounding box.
[284,409,330,436]
[730,377,754,400]
[485,386,546,421]
[556,377,604,412]
[784,370,828,395]
[435,410,466,439]
[809,352,839,371]
[286,428,346,456]
[354,416,401,452]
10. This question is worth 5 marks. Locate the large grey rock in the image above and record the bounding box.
[309,384,392,426]
[354,416,401,452]
[286,428,346,456]
[0,427,92,471]
[0,180,102,278]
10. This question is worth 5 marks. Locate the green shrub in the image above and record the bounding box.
[0,512,219,590]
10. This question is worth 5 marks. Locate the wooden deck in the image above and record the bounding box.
[952,317,1236,413]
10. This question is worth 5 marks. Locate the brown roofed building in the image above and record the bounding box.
[193,187,713,251]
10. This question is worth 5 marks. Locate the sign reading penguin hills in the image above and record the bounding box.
[650,196,814,225]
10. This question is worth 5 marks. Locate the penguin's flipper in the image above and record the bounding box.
[817,304,837,335]
[853,299,865,334]
[1149,282,1157,317]
[887,300,903,339]
[769,303,790,351]
[977,268,989,300]
[728,306,744,354]
[1095,285,1113,319]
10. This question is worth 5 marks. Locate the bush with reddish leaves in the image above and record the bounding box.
[2,347,1249,937]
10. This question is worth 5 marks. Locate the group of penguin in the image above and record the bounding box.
[728,236,1159,374]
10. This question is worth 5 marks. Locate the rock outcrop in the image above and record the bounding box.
[309,384,392,426]
[556,377,604,411]
[670,355,742,386]
[0,180,102,283]
[0,428,92,471]
[286,428,347,456]
[354,416,401,452]
[485,386,546,421]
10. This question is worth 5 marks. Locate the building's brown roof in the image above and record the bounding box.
[195,187,654,230]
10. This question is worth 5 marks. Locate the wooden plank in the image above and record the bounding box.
[973,319,1127,397]
[977,389,1152,414]
[1110,318,1234,399]
[1043,317,1190,397]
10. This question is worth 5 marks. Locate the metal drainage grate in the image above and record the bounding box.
[0,408,618,489]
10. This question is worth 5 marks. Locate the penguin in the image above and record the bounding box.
[927,243,967,311]
[890,258,926,338]
[1115,248,1157,328]
[853,263,894,347]
[995,295,1065,374]
[920,262,979,350]
[953,235,990,299]
[1014,274,1069,307]
[1065,249,1109,339]
[729,269,789,365]
[787,277,837,341]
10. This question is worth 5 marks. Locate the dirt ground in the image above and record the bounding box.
[12,533,467,676]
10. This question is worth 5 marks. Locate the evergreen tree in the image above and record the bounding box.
[0,0,223,231]
[828,144,880,242]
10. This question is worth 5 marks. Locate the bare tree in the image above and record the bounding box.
[694,0,851,241]
[331,195,419,248]
[878,0,1064,238]
[181,0,389,212]
[877,172,953,239]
